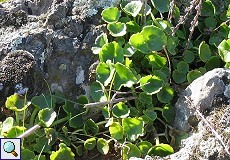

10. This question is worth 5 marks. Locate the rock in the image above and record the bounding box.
[0,50,35,104]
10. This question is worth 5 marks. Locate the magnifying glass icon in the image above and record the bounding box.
[3,141,18,157]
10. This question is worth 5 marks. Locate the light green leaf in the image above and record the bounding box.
[140,75,163,95]
[1,117,14,135]
[96,62,115,86]
[50,143,75,160]
[84,137,96,150]
[129,32,149,53]
[107,22,127,37]
[97,138,109,155]
[101,7,121,23]
[5,94,31,112]
[122,117,144,141]
[218,39,230,62]
[99,41,124,63]
[187,70,202,83]
[137,141,152,155]
[90,82,104,102]
[92,33,108,54]
[126,21,141,33]
[83,119,99,135]
[148,143,174,157]
[114,63,137,90]
[147,52,167,69]
[143,109,157,121]
[123,1,143,17]
[123,143,141,159]
[109,122,124,140]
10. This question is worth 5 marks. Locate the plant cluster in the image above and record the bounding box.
[0,0,229,159]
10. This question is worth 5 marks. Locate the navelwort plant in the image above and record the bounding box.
[0,0,229,159]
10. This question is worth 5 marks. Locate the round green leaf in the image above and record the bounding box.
[101,7,121,23]
[177,61,189,73]
[151,0,170,13]
[1,117,14,135]
[31,94,55,109]
[147,52,167,69]
[201,0,215,17]
[96,62,115,86]
[83,119,99,135]
[140,75,163,95]
[123,143,141,159]
[172,70,186,84]
[5,94,31,112]
[205,56,220,71]
[218,39,230,62]
[109,122,124,140]
[187,70,202,83]
[147,143,174,157]
[137,141,152,155]
[138,92,152,105]
[204,17,217,28]
[99,41,124,63]
[90,82,104,102]
[126,21,141,33]
[162,104,175,123]
[97,138,109,155]
[183,50,195,63]
[199,41,211,62]
[142,25,167,51]
[75,145,83,157]
[38,108,57,127]
[157,85,174,103]
[107,22,127,37]
[123,1,143,17]
[129,32,149,53]
[143,109,157,121]
[50,143,75,160]
[122,117,144,142]
[112,102,130,118]
[7,126,26,138]
[84,138,96,150]
[91,33,108,54]
[114,63,137,90]
[167,36,178,55]
[22,149,35,160]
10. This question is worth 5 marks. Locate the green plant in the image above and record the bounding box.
[0,0,229,159]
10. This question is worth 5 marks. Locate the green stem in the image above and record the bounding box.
[15,112,19,125]
[153,107,163,112]
[50,117,69,127]
[131,86,138,108]
[29,108,39,126]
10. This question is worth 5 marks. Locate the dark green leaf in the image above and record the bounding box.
[126,21,141,33]
[22,149,35,160]
[38,108,57,127]
[112,102,130,118]
[147,52,167,69]
[205,56,220,71]
[183,50,195,63]
[140,75,163,95]
[201,0,215,17]
[143,108,157,121]
[92,33,108,54]
[187,70,202,83]
[157,85,174,103]
[177,61,189,73]
[96,62,115,86]
[172,70,186,84]
[162,104,175,123]
[31,94,55,109]
[151,0,170,13]
[138,92,152,105]
[199,41,211,62]
[7,126,26,138]
[83,119,99,135]
[90,82,104,102]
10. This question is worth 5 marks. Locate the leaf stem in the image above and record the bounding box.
[29,108,39,126]
[50,116,69,127]
[15,112,19,125]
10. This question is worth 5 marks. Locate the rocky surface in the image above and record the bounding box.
[131,68,230,160]
[0,0,126,102]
